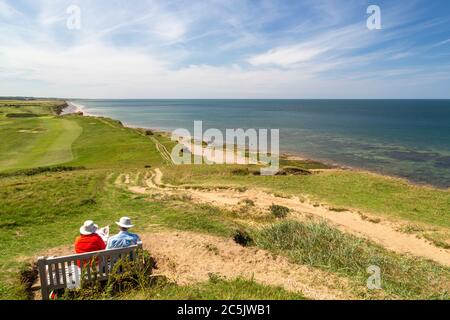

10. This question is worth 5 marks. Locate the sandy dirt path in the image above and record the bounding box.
[134,169,450,267]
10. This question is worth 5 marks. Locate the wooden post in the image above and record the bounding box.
[37,257,49,301]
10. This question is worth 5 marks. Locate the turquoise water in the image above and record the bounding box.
[73,99,450,188]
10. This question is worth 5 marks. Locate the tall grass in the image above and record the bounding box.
[121,275,306,300]
[254,220,450,299]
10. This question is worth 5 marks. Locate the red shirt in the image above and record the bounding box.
[74,234,106,254]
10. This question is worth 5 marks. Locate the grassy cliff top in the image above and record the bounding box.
[0,100,448,300]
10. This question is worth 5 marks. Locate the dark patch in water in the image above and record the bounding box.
[434,156,450,168]
[385,151,441,162]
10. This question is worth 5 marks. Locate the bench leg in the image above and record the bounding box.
[38,257,49,300]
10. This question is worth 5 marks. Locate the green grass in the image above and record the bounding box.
[0,100,65,116]
[280,158,331,170]
[254,220,450,299]
[65,116,163,169]
[0,100,164,172]
[122,277,306,300]
[1,166,448,300]
[0,170,238,299]
[0,117,82,171]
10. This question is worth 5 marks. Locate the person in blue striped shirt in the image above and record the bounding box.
[107,217,141,249]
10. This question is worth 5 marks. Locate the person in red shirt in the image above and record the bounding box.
[75,220,106,253]
[46,221,106,299]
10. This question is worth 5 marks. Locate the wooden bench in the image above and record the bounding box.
[37,242,143,300]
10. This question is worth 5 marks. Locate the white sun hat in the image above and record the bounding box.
[116,217,134,229]
[80,220,99,235]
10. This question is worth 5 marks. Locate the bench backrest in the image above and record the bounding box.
[38,242,143,300]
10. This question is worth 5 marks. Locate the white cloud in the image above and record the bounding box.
[248,45,328,66]
[0,0,449,98]
[1,38,448,99]
[150,14,187,41]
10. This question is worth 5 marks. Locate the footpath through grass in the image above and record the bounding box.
[161,165,450,230]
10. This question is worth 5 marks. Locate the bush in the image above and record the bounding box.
[5,113,40,118]
[231,168,249,176]
[270,204,290,218]
[63,250,157,300]
[329,207,348,212]
[233,229,253,247]
[18,263,39,300]
[105,251,157,295]
[276,167,312,176]
[239,199,255,207]
[80,198,97,206]
[0,166,85,178]
[53,102,68,115]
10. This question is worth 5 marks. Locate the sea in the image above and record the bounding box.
[69,99,450,188]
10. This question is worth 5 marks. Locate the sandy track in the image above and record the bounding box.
[126,169,450,267]
[189,189,450,266]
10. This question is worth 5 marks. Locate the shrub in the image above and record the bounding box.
[233,229,253,247]
[5,113,40,118]
[0,221,18,229]
[239,199,255,207]
[18,263,39,300]
[231,168,249,176]
[270,204,290,218]
[276,167,312,176]
[80,198,97,206]
[0,166,85,178]
[54,102,68,115]
[329,207,348,212]
[105,251,157,295]
[63,250,157,300]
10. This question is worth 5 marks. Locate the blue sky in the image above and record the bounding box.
[0,0,450,98]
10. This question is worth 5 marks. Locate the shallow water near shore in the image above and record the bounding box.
[71,99,450,188]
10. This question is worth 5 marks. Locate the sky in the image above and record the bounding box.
[0,0,450,99]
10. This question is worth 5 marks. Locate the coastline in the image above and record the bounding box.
[64,100,338,165]
[64,101,95,117]
[62,100,447,190]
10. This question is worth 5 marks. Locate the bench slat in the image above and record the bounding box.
[55,262,63,286]
[46,245,140,264]
[61,262,68,286]
[48,263,54,287]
